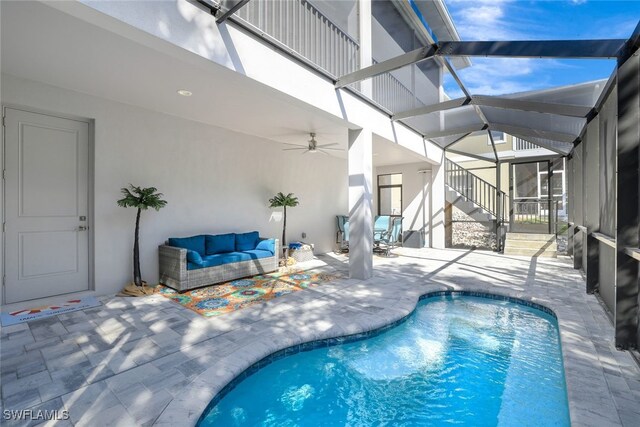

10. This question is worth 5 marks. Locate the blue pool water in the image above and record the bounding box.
[199,294,570,426]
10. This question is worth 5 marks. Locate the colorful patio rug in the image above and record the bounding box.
[0,296,101,326]
[158,270,341,317]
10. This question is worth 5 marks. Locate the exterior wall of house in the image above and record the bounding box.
[1,74,349,303]
[64,0,443,165]
[373,163,434,248]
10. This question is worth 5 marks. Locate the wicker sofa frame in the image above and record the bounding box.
[158,238,279,292]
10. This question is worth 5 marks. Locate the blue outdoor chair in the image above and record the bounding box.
[375,216,403,256]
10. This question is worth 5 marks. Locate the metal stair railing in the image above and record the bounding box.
[445,158,507,222]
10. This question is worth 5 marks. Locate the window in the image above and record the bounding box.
[378,174,402,216]
[487,131,506,145]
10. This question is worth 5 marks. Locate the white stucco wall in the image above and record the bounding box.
[1,74,348,303]
[50,0,443,164]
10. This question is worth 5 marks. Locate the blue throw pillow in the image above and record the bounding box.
[168,235,205,255]
[187,250,204,265]
[235,231,260,251]
[206,233,236,255]
[255,238,275,255]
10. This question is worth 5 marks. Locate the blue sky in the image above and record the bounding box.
[442,0,640,97]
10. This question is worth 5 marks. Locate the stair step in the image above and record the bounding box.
[506,233,555,241]
[503,232,558,258]
[503,248,558,258]
[504,240,557,250]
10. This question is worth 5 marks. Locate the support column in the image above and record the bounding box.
[495,160,501,252]
[573,143,584,270]
[615,48,639,350]
[358,0,373,98]
[430,153,445,249]
[348,128,373,280]
[567,155,574,257]
[584,120,600,294]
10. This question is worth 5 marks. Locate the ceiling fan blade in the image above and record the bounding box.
[283,147,307,151]
[318,147,343,151]
[317,149,331,155]
[318,143,339,148]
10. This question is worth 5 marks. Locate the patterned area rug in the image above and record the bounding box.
[158,270,341,317]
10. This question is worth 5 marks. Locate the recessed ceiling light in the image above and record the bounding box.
[177,90,192,97]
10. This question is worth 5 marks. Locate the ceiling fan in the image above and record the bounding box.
[283,133,342,155]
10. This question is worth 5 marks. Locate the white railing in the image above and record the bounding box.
[234,0,360,78]
[372,61,425,112]
[513,137,540,151]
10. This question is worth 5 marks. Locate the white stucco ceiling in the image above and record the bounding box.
[0,0,425,167]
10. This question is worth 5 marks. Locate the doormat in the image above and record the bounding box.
[158,270,342,318]
[1,296,101,326]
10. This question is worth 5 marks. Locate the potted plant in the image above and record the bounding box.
[117,185,167,295]
[269,192,299,252]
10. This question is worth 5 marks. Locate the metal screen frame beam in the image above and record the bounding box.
[486,129,499,163]
[614,46,640,350]
[335,45,436,88]
[216,0,251,24]
[437,39,626,59]
[392,97,469,121]
[446,148,495,163]
[471,96,591,118]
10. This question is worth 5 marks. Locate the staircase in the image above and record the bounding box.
[503,233,557,258]
[445,158,506,225]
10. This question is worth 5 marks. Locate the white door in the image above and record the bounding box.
[4,108,89,303]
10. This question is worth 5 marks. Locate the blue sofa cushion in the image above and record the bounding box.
[186,250,275,270]
[255,238,275,255]
[235,231,259,251]
[168,235,205,255]
[205,233,235,255]
[242,249,275,259]
[187,253,230,270]
[186,250,204,265]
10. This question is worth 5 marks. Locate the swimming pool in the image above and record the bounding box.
[198,293,570,426]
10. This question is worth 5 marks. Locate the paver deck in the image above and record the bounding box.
[1,248,639,426]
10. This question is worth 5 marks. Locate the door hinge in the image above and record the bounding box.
[2,222,5,233]
[1,115,5,127]
[2,169,5,180]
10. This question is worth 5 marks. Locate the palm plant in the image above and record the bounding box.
[117,185,167,287]
[269,192,299,248]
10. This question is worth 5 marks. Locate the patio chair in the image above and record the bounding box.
[375,216,403,256]
[336,215,349,252]
[373,215,391,243]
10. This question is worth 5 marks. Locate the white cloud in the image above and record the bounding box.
[570,0,588,5]
[446,58,556,96]
[445,0,525,41]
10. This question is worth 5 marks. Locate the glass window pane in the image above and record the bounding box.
[378,173,402,185]
[379,187,402,215]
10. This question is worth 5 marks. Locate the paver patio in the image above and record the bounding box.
[1,248,639,426]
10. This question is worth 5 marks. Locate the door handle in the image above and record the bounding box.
[78,226,88,231]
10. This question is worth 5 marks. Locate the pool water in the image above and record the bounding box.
[199,294,570,426]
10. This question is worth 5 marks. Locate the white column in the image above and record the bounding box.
[348,128,373,279]
[358,0,372,98]
[430,154,446,248]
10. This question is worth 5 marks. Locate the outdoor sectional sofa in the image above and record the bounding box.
[158,231,279,292]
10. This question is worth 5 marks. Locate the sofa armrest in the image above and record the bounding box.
[258,237,280,258]
[159,245,187,285]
